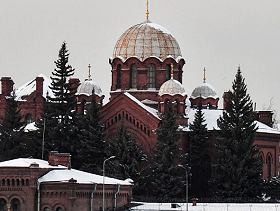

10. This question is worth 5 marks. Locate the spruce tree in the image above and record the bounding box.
[215,66,263,198]
[152,100,185,200]
[77,88,106,174]
[107,120,147,194]
[189,100,210,197]
[35,42,79,163]
[0,94,26,161]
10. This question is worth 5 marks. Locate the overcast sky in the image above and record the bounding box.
[1,0,279,122]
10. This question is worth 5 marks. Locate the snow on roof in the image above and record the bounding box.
[15,74,54,101]
[0,158,66,169]
[124,92,159,119]
[24,122,37,132]
[184,108,280,134]
[158,78,186,96]
[76,78,103,97]
[190,82,218,99]
[38,168,133,185]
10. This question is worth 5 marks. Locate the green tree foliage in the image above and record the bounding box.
[0,94,26,161]
[35,42,80,165]
[215,66,263,198]
[77,88,106,174]
[107,120,147,194]
[152,100,185,199]
[189,100,210,197]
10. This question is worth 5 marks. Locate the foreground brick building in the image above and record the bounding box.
[0,151,132,211]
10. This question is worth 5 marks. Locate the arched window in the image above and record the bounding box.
[130,64,138,88]
[56,207,63,211]
[43,208,50,211]
[178,65,182,83]
[11,198,20,211]
[147,64,156,89]
[117,64,122,89]
[25,113,33,125]
[266,152,273,180]
[165,64,171,81]
[0,198,7,211]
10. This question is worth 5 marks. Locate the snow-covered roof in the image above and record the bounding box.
[124,92,159,119]
[0,158,66,169]
[190,82,218,99]
[184,108,280,134]
[15,74,54,101]
[113,19,182,62]
[24,122,37,132]
[38,169,133,185]
[158,78,186,96]
[76,78,103,97]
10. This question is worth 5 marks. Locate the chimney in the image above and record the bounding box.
[36,77,44,94]
[69,78,80,92]
[48,151,71,169]
[1,77,14,96]
[255,111,273,127]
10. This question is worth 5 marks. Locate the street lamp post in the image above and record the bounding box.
[103,156,116,211]
[178,164,188,211]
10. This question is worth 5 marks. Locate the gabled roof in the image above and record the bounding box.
[0,158,66,169]
[123,92,159,119]
[38,169,133,185]
[15,74,54,101]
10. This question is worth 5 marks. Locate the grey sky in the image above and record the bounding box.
[1,0,279,121]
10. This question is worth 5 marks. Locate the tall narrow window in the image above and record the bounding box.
[165,64,171,81]
[11,198,20,211]
[117,64,122,89]
[25,113,33,125]
[0,199,7,211]
[131,64,138,88]
[147,64,156,89]
[178,65,182,83]
[267,153,272,180]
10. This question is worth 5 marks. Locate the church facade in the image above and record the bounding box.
[0,16,279,183]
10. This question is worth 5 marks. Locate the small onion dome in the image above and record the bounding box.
[113,19,182,62]
[76,79,103,97]
[158,78,186,96]
[190,82,218,99]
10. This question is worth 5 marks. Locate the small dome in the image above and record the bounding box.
[190,82,218,99]
[113,19,182,62]
[76,79,102,97]
[158,78,186,96]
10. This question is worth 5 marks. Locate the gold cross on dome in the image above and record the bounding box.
[88,64,91,79]
[203,67,206,82]
[146,0,149,19]
[171,63,174,79]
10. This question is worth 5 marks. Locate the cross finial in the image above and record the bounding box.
[88,64,91,79]
[171,63,174,79]
[146,0,149,19]
[203,67,206,82]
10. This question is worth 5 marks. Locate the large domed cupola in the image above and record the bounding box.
[109,17,186,103]
[189,67,219,109]
[76,64,105,114]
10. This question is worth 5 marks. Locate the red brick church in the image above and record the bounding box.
[0,12,279,191]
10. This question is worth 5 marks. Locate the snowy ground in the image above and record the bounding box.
[131,202,280,211]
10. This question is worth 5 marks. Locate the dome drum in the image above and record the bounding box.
[110,57,184,102]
